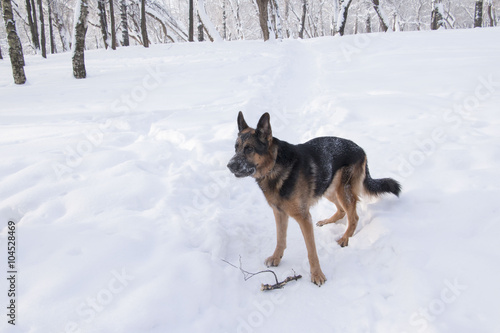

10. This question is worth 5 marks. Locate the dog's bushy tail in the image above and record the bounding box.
[363,164,401,197]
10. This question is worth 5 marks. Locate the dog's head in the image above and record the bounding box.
[227,112,276,178]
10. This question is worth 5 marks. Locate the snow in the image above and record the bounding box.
[1,27,500,332]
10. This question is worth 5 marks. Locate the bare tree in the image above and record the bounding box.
[72,0,89,79]
[2,0,27,84]
[109,0,117,49]
[120,0,129,46]
[97,0,109,48]
[37,0,47,57]
[141,0,149,47]
[474,0,483,27]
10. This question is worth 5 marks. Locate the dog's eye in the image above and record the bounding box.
[244,146,254,154]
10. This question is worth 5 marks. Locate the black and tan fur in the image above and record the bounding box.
[227,112,401,286]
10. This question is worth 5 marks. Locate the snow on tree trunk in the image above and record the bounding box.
[2,0,27,84]
[120,0,129,46]
[37,0,46,58]
[72,0,89,79]
[336,0,353,36]
[197,0,223,42]
[141,0,149,47]
[431,0,444,30]
[98,0,109,49]
[109,0,117,49]
[270,0,282,39]
[53,4,70,51]
[197,13,204,41]
[371,0,390,32]
[486,0,494,26]
[474,0,483,28]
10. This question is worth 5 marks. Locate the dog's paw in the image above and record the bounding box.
[337,237,349,247]
[264,255,282,267]
[316,220,327,227]
[311,270,326,286]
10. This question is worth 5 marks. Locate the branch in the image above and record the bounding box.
[222,256,302,291]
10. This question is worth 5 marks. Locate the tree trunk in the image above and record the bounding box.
[366,13,371,33]
[474,0,483,27]
[197,14,204,41]
[222,0,227,40]
[256,0,270,41]
[431,0,444,30]
[2,0,27,84]
[97,0,109,48]
[72,0,89,79]
[141,0,149,47]
[298,0,306,38]
[337,0,353,36]
[371,0,389,32]
[486,1,494,26]
[48,1,56,53]
[188,0,194,41]
[53,3,70,51]
[0,45,2,59]
[31,0,41,51]
[120,0,129,46]
[109,0,117,49]
[25,0,40,50]
[37,0,47,58]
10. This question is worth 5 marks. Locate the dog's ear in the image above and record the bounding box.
[237,111,249,132]
[256,112,272,143]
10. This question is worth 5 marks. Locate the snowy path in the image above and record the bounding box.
[1,28,500,333]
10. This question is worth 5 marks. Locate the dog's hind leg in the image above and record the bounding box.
[317,169,346,227]
[336,166,363,247]
[316,195,346,227]
[265,208,289,267]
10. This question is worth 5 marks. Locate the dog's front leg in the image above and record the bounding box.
[265,207,289,267]
[295,212,326,286]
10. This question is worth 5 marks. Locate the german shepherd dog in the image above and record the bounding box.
[227,112,401,286]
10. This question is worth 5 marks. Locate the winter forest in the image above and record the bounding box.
[1,0,499,83]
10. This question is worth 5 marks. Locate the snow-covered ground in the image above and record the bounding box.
[1,28,500,333]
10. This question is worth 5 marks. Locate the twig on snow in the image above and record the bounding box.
[222,256,302,291]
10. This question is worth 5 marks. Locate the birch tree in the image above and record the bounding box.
[2,0,27,84]
[72,0,89,79]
